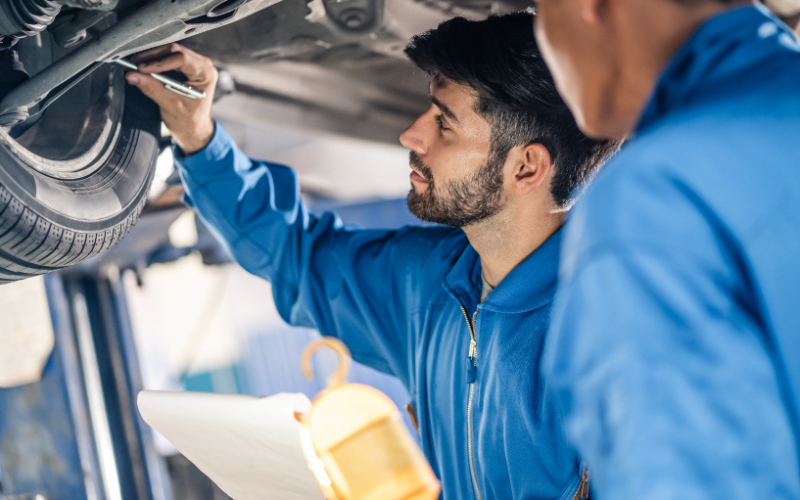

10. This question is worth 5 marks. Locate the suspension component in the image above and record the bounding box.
[0,0,279,127]
[0,0,61,45]
[60,0,118,10]
[0,0,118,47]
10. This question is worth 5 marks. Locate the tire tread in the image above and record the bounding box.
[0,183,146,283]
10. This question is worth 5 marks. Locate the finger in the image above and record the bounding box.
[137,52,210,81]
[130,44,177,63]
[138,57,217,94]
[125,71,183,108]
[137,52,188,74]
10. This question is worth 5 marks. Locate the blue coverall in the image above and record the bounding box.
[175,124,585,500]
[546,5,800,499]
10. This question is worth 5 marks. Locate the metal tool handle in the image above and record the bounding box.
[114,58,206,100]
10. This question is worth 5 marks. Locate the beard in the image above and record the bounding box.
[406,151,505,227]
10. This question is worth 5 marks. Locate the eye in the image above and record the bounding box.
[434,114,450,131]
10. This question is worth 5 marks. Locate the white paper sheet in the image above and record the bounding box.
[137,391,325,500]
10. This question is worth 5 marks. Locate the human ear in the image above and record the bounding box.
[511,143,552,195]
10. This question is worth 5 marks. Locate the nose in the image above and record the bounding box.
[400,114,428,155]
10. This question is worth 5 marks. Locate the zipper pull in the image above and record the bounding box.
[466,357,477,383]
[460,306,479,383]
[466,339,477,383]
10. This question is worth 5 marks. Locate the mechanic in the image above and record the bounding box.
[126,12,620,500]
[534,0,800,498]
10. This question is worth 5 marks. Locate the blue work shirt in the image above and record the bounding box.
[174,124,585,500]
[546,5,800,500]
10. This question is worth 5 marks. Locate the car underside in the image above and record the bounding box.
[0,0,797,284]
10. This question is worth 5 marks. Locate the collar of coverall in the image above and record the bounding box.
[441,226,563,314]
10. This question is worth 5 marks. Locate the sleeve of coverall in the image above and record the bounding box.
[545,202,800,499]
[173,123,432,384]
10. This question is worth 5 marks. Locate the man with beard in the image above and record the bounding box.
[534,0,800,499]
[126,12,619,499]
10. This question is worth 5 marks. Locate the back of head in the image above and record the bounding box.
[405,12,623,209]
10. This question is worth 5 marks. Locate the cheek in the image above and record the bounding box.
[429,135,491,179]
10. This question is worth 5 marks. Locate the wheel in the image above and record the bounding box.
[0,41,161,284]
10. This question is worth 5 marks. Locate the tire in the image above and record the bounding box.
[0,64,161,285]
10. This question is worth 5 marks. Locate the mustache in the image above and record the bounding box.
[409,152,433,181]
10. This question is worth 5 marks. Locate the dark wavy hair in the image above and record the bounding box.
[405,11,622,209]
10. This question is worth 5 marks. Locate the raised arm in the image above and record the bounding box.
[125,44,455,384]
[174,123,426,379]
